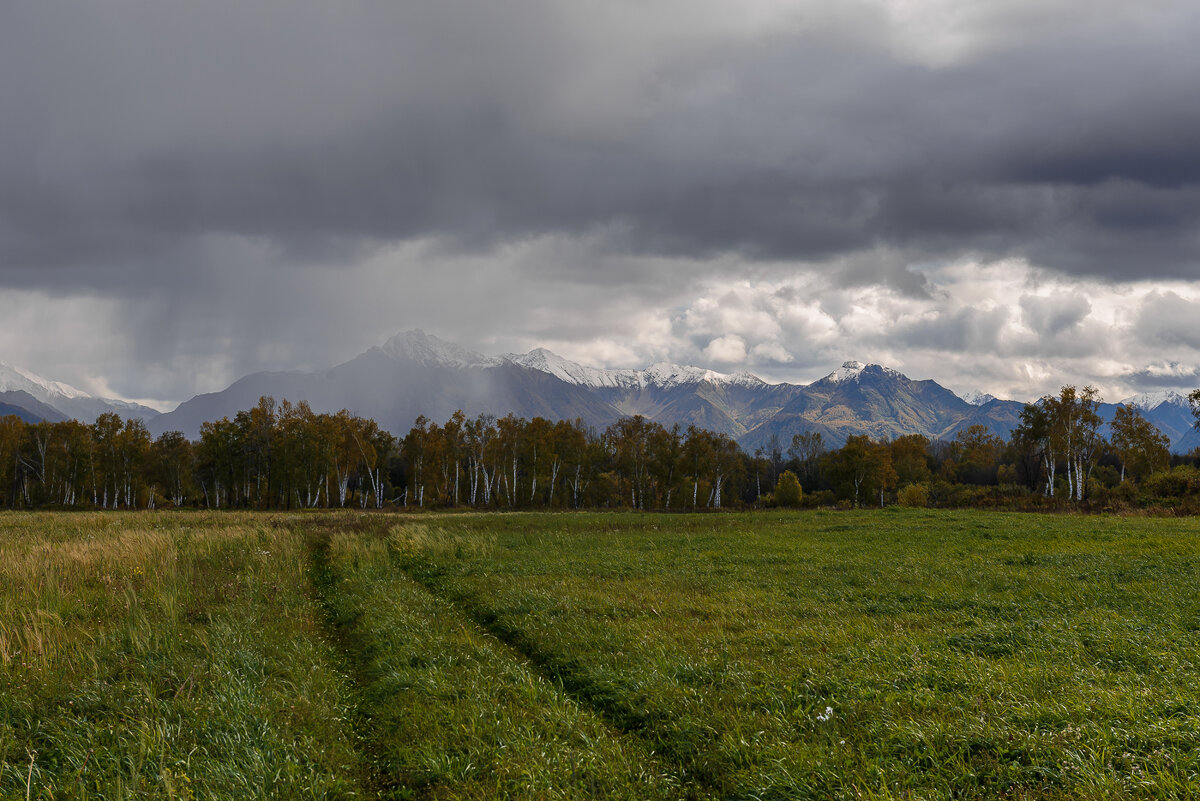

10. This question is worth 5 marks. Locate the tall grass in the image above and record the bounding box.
[0,512,365,799]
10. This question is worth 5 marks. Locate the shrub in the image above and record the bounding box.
[773,470,803,507]
[897,483,929,508]
[1141,465,1200,503]
[806,490,835,509]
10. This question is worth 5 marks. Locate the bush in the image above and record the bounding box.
[806,490,835,509]
[1141,465,1200,503]
[897,483,929,508]
[773,470,803,507]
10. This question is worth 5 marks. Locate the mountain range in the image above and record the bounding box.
[0,362,160,426]
[5,331,1200,453]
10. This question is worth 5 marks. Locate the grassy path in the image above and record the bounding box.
[389,530,732,796]
[307,517,707,800]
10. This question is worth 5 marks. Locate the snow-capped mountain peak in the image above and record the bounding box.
[827,361,867,382]
[0,361,161,422]
[960,390,997,406]
[825,361,867,383]
[727,371,768,388]
[822,361,907,384]
[0,361,91,400]
[1119,390,1190,410]
[380,330,490,368]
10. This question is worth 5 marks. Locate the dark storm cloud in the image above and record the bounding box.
[5,0,1200,296]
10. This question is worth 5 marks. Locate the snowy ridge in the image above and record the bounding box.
[504,349,759,390]
[727,371,768,388]
[0,361,90,400]
[641,362,730,389]
[502,348,642,389]
[1119,390,1190,410]
[380,331,944,392]
[0,361,162,422]
[373,332,771,390]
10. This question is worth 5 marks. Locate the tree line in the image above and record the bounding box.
[2,387,1199,512]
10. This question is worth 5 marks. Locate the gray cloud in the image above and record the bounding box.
[1136,291,1200,350]
[892,306,1011,352]
[3,1,1200,402]
[7,1,1200,284]
[1123,364,1200,391]
[1019,294,1092,337]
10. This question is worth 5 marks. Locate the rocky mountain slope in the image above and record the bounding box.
[14,331,1196,452]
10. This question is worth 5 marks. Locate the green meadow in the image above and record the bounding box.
[3,510,1200,799]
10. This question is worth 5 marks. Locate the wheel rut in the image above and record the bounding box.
[307,524,713,800]
[393,557,726,800]
[305,528,407,799]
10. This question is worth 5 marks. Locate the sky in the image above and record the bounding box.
[4,0,1200,410]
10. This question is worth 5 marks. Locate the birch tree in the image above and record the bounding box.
[1110,404,1170,483]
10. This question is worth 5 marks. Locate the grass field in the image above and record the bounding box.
[3,510,1200,799]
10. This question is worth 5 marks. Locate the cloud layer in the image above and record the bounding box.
[3,1,1200,405]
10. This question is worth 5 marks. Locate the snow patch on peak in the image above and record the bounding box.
[827,361,868,383]
[823,361,906,384]
[1120,390,1190,410]
[960,390,996,406]
[380,330,489,368]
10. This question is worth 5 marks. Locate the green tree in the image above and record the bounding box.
[773,470,803,507]
[1050,385,1103,501]
[197,417,239,508]
[1011,401,1055,495]
[826,435,896,508]
[952,425,1005,485]
[90,413,125,508]
[554,418,591,509]
[43,420,91,507]
[235,396,277,507]
[0,416,26,507]
[890,434,932,487]
[402,415,435,507]
[605,416,664,510]
[1110,404,1170,483]
[150,431,195,507]
[788,431,826,490]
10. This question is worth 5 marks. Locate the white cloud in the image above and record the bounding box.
[703,335,748,365]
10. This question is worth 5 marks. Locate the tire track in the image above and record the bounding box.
[393,554,726,801]
[309,524,705,800]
